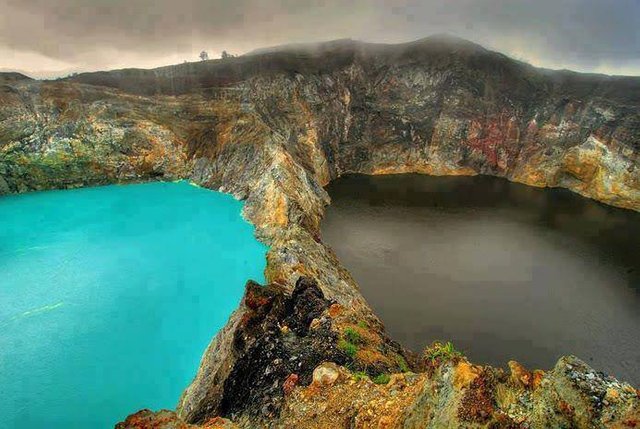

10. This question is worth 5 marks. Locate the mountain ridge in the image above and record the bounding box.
[0,72,33,82]
[53,36,639,102]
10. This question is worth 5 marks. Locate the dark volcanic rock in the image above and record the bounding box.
[191,277,346,423]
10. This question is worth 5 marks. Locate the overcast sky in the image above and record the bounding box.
[1,0,639,79]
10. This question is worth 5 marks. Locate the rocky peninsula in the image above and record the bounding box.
[1,35,638,428]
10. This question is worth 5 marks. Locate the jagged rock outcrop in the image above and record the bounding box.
[280,354,639,428]
[1,36,639,428]
[177,277,409,426]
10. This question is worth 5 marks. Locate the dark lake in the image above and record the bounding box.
[322,174,640,386]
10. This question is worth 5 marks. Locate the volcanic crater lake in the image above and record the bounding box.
[322,174,640,386]
[0,181,267,428]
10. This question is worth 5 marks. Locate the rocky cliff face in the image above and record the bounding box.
[4,36,640,209]
[1,36,638,428]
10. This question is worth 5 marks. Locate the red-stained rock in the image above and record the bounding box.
[283,373,299,396]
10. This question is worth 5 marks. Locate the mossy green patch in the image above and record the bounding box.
[373,373,391,385]
[344,327,363,345]
[338,339,358,358]
[394,353,410,372]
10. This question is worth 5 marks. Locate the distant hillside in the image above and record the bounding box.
[0,72,33,83]
[61,35,639,106]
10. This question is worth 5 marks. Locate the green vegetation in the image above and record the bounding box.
[357,320,369,329]
[352,371,369,382]
[425,341,463,364]
[344,327,363,344]
[373,373,391,385]
[338,338,358,358]
[339,326,366,358]
[394,353,410,372]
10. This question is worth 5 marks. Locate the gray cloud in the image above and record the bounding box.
[1,0,639,77]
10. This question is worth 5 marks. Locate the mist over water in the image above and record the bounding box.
[322,174,640,385]
[0,182,267,428]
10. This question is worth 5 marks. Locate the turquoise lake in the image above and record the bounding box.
[0,181,267,428]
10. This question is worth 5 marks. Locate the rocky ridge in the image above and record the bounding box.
[1,36,638,427]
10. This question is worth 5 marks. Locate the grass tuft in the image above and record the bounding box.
[352,371,369,382]
[394,353,410,372]
[373,373,391,385]
[338,338,358,358]
[424,341,463,364]
[344,327,362,345]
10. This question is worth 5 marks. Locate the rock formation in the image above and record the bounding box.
[1,35,638,427]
